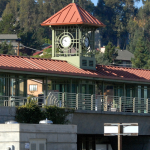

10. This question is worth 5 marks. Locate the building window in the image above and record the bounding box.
[82,60,87,66]
[89,60,93,67]
[29,85,37,91]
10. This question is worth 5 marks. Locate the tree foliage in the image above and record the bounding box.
[104,42,118,63]
[0,0,10,16]
[95,52,109,65]
[131,37,149,69]
[0,14,16,34]
[15,99,43,124]
[0,41,14,54]
[44,105,74,124]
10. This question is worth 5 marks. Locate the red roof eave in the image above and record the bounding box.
[41,22,106,27]
[0,66,150,84]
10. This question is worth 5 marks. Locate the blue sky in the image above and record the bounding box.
[91,0,143,8]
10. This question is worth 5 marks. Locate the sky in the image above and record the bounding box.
[91,0,143,8]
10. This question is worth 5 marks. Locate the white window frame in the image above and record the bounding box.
[29,85,37,91]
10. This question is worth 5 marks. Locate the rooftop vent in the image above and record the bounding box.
[5,120,18,124]
[39,118,53,124]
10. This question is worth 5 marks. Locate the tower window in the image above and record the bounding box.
[89,61,93,67]
[82,60,87,66]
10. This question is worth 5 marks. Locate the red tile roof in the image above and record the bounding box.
[0,54,150,83]
[33,50,44,56]
[41,3,105,27]
[33,45,52,56]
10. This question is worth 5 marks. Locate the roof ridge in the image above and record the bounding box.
[0,54,67,62]
[41,3,73,25]
[96,64,150,71]
[75,3,85,23]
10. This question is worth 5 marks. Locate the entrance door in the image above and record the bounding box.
[96,144,112,150]
[30,139,46,150]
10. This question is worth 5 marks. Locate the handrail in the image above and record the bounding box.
[0,93,150,114]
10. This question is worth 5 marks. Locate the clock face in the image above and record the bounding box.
[61,35,71,48]
[84,37,89,47]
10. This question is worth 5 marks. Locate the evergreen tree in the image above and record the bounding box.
[95,52,109,65]
[0,41,14,54]
[104,42,118,63]
[19,0,36,32]
[0,0,10,16]
[2,0,18,18]
[127,1,150,54]
[0,14,16,34]
[95,0,138,49]
[131,37,149,69]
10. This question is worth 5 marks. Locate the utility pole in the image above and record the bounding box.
[17,41,20,56]
[16,38,21,56]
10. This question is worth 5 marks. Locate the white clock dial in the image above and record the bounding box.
[84,37,89,47]
[61,35,71,48]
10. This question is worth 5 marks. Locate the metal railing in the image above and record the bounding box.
[1,92,150,114]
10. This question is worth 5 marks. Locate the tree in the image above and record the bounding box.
[0,14,16,34]
[104,42,118,63]
[0,0,10,16]
[2,0,18,18]
[0,41,14,54]
[19,0,36,32]
[95,0,138,49]
[131,37,149,69]
[127,1,150,54]
[95,52,109,65]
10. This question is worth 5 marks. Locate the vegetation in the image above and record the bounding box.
[95,51,109,65]
[44,105,74,124]
[103,42,118,63]
[15,99,43,124]
[15,98,74,124]
[0,41,14,54]
[131,37,150,69]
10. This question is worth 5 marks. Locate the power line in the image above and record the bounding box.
[22,45,41,51]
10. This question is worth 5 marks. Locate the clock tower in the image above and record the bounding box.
[41,1,105,70]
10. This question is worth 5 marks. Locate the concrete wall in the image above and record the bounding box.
[71,111,150,135]
[0,124,77,150]
[71,111,150,150]
[0,107,16,123]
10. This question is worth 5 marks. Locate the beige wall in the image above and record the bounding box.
[0,124,77,150]
[27,80,43,97]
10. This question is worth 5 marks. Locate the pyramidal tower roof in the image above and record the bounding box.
[41,2,105,27]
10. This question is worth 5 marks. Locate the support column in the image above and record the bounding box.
[24,76,27,97]
[123,83,126,97]
[102,81,104,95]
[51,27,55,57]
[46,77,48,97]
[70,79,72,93]
[118,123,122,150]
